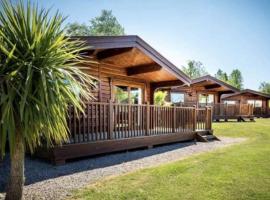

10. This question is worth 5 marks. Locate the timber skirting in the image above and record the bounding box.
[36,131,210,165]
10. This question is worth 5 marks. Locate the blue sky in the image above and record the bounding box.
[31,0,270,90]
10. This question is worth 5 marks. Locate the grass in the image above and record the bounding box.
[70,119,270,200]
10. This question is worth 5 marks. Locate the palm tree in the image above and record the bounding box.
[0,1,95,199]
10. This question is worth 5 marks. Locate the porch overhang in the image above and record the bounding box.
[72,35,191,86]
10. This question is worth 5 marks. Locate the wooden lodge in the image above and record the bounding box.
[165,75,256,121]
[167,75,239,106]
[38,36,214,165]
[222,89,270,118]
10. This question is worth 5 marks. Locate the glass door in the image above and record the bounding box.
[113,85,143,104]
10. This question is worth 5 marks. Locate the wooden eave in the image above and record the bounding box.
[72,36,191,85]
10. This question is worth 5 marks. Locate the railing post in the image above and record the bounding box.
[205,106,209,130]
[172,105,176,133]
[146,102,150,135]
[251,104,254,116]
[108,100,114,139]
[209,106,212,130]
[205,106,212,130]
[239,103,242,115]
[193,106,197,131]
[128,103,131,130]
[224,103,227,118]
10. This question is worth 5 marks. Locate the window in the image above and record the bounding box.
[223,100,236,105]
[114,85,129,104]
[199,94,214,104]
[130,87,142,104]
[255,100,262,108]
[114,85,143,104]
[171,92,185,103]
[247,100,262,108]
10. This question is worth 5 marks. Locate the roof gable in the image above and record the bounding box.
[222,89,270,99]
[191,75,240,93]
[72,35,191,85]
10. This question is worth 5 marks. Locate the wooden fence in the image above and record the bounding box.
[67,102,212,144]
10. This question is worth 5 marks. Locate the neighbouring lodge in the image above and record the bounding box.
[222,89,270,118]
[165,75,256,121]
[165,75,239,106]
[37,36,269,164]
[166,75,270,121]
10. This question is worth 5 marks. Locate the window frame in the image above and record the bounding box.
[170,92,185,104]
[247,99,263,108]
[198,93,215,105]
[112,80,145,104]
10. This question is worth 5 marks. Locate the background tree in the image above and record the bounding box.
[65,22,90,36]
[182,60,208,79]
[228,69,243,89]
[0,1,95,199]
[89,10,125,36]
[215,69,228,82]
[65,10,125,36]
[114,87,128,103]
[154,91,168,106]
[259,82,270,94]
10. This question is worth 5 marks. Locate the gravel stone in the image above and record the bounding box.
[0,137,246,200]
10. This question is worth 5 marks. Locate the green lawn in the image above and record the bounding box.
[71,119,270,200]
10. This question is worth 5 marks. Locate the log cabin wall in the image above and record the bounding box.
[168,87,222,104]
[84,63,151,103]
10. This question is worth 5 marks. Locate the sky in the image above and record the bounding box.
[29,0,270,90]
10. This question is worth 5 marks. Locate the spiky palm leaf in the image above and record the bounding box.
[0,0,96,156]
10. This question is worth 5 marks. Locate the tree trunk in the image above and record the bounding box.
[5,132,25,200]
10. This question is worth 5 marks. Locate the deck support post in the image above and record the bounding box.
[250,104,254,116]
[224,103,228,121]
[239,103,242,115]
[172,105,176,133]
[205,107,209,130]
[193,106,197,131]
[206,106,212,130]
[146,102,150,135]
[108,100,114,139]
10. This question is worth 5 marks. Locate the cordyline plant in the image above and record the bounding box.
[0,1,95,199]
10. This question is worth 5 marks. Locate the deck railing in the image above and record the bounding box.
[177,102,254,120]
[211,103,253,119]
[253,107,269,117]
[67,102,212,144]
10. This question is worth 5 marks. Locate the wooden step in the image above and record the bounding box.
[196,133,219,142]
[202,135,218,141]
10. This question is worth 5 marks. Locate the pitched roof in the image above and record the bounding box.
[222,89,270,99]
[191,75,240,92]
[72,35,191,85]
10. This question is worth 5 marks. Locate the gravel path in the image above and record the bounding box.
[0,137,246,200]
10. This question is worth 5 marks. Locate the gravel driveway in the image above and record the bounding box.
[0,137,245,200]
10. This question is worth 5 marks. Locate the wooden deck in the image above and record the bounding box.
[36,102,213,165]
[211,103,254,121]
